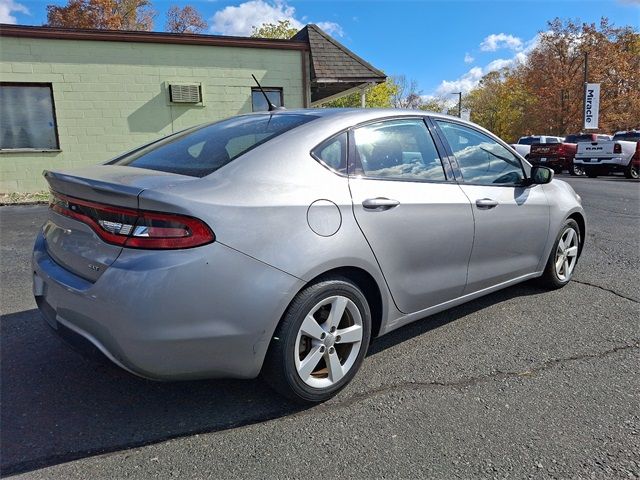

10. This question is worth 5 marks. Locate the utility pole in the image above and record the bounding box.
[582,52,588,130]
[451,92,462,117]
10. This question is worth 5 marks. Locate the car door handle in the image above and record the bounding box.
[362,197,400,211]
[475,198,498,209]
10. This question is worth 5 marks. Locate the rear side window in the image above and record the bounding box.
[613,132,640,141]
[312,132,347,174]
[112,114,318,177]
[352,119,447,181]
[565,134,594,143]
[518,137,539,145]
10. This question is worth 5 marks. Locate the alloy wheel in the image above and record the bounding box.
[555,227,579,281]
[294,295,363,388]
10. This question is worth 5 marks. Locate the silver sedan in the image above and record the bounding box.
[33,109,585,402]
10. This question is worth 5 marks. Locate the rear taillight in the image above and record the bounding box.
[50,192,215,249]
[614,143,622,154]
[558,145,566,155]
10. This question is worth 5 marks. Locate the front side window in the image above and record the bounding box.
[112,113,318,177]
[436,120,524,185]
[251,88,283,112]
[353,119,447,181]
[0,83,59,150]
[312,132,347,174]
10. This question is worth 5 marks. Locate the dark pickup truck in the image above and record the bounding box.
[528,133,611,175]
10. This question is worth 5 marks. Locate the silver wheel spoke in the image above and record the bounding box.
[326,296,348,330]
[564,258,570,275]
[557,238,565,252]
[565,228,575,246]
[300,314,325,341]
[555,256,565,273]
[298,345,324,381]
[326,350,344,382]
[294,294,363,388]
[566,246,578,257]
[336,324,363,344]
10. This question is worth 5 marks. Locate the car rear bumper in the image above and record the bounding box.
[528,156,569,167]
[574,156,626,166]
[32,232,304,380]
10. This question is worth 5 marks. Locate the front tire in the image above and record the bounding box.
[539,219,581,289]
[262,277,372,403]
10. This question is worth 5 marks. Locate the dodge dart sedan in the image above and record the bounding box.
[33,109,585,402]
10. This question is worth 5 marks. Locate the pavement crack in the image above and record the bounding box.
[315,342,640,412]
[572,279,639,303]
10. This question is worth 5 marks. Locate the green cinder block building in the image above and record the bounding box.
[0,24,385,193]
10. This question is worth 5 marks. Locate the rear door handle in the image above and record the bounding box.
[475,198,498,209]
[362,197,400,211]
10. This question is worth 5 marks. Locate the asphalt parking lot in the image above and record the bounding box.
[1,175,639,479]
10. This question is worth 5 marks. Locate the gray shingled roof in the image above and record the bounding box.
[293,25,386,83]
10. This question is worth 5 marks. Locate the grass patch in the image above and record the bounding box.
[0,191,50,205]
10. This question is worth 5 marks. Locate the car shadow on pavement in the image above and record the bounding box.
[0,282,546,476]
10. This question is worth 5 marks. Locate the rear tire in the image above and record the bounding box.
[624,163,639,180]
[261,276,371,403]
[538,219,581,290]
[586,168,598,178]
[570,163,585,176]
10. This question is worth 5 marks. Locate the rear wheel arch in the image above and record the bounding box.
[301,267,384,339]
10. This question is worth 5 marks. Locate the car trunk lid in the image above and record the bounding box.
[43,165,193,282]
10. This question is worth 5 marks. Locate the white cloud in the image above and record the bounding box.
[434,67,484,97]
[316,21,344,37]
[464,53,474,64]
[210,0,343,37]
[480,33,523,52]
[0,0,29,24]
[432,33,540,97]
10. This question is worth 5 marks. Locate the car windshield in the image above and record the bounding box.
[111,114,319,177]
[613,132,640,142]
[518,137,540,145]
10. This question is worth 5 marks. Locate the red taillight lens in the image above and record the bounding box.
[50,192,215,249]
[614,143,622,154]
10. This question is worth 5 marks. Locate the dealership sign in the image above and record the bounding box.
[584,83,600,130]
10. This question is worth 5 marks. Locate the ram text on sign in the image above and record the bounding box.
[584,83,600,130]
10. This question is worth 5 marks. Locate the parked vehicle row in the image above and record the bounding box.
[511,131,639,179]
[528,133,611,176]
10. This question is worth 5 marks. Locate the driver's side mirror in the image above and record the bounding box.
[527,166,554,185]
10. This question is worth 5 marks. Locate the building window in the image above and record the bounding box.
[251,87,284,112]
[0,83,59,151]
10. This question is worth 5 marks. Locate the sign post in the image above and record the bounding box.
[584,83,600,130]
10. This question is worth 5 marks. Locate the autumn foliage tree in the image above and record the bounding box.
[250,20,298,39]
[46,0,154,30]
[465,17,640,141]
[165,5,207,34]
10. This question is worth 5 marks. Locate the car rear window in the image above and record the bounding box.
[564,134,594,143]
[111,114,318,177]
[613,132,640,142]
[518,136,540,145]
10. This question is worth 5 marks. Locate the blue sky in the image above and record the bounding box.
[2,0,639,97]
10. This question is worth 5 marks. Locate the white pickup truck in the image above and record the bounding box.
[510,135,564,158]
[574,130,640,179]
